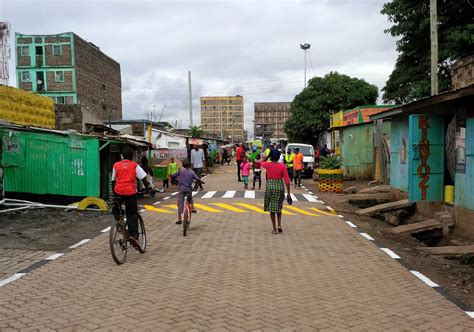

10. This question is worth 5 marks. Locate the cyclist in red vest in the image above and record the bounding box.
[111,146,148,248]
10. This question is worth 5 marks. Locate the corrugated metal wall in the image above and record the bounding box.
[1,129,100,197]
[341,123,374,178]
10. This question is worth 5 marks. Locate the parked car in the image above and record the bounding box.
[286,143,315,178]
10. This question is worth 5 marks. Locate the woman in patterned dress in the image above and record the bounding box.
[261,149,291,234]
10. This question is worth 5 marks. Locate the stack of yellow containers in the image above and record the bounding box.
[0,85,55,128]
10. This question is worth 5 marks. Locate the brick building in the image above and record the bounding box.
[254,102,291,140]
[200,96,244,142]
[15,32,122,131]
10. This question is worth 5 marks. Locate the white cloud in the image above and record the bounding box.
[1,0,397,136]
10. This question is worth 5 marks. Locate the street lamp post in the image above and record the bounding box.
[300,43,311,88]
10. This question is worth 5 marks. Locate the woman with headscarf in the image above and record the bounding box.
[261,149,291,234]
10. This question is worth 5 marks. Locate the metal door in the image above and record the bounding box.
[408,115,444,202]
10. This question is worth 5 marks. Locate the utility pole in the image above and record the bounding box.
[188,71,193,126]
[430,0,438,95]
[300,43,311,88]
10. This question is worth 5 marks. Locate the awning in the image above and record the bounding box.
[189,138,204,145]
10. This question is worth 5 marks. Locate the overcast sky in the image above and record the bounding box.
[1,0,398,137]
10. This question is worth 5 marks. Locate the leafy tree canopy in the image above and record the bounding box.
[188,125,204,138]
[381,0,474,104]
[284,72,378,144]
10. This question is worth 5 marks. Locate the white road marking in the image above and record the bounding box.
[410,271,439,287]
[244,191,255,199]
[380,248,401,259]
[163,196,170,200]
[0,273,26,287]
[202,191,217,199]
[139,209,146,213]
[223,191,236,198]
[303,194,317,202]
[326,206,335,212]
[171,192,178,196]
[337,215,344,218]
[466,311,474,319]
[46,253,64,261]
[308,192,313,194]
[69,239,90,249]
[101,226,111,233]
[192,191,198,196]
[153,201,162,206]
[345,221,357,228]
[290,193,298,201]
[360,233,375,241]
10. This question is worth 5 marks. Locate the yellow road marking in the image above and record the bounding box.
[163,204,178,209]
[211,203,246,213]
[255,203,295,215]
[144,205,174,214]
[236,203,266,214]
[310,207,337,216]
[194,203,223,212]
[285,206,319,216]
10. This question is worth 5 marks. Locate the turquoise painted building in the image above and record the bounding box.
[16,32,77,104]
[372,85,474,239]
[15,32,122,123]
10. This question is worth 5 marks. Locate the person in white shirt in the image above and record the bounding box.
[190,145,205,190]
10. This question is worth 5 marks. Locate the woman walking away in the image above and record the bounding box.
[240,155,252,189]
[261,149,291,234]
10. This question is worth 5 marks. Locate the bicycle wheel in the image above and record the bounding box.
[183,205,191,237]
[109,220,127,265]
[137,214,146,253]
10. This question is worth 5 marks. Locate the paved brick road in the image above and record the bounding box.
[1,165,473,330]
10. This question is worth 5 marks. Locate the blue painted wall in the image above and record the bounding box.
[455,117,474,210]
[390,117,409,192]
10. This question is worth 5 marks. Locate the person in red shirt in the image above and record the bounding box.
[235,143,245,182]
[111,146,147,249]
[261,149,291,234]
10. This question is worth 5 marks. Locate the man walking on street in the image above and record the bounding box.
[285,148,294,181]
[293,147,303,188]
[191,144,205,190]
[236,143,244,182]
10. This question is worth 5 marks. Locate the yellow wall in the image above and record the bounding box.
[330,111,343,128]
[0,85,55,128]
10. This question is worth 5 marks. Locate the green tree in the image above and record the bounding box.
[381,0,473,104]
[284,72,378,144]
[188,125,204,138]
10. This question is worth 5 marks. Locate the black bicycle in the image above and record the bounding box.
[109,197,146,265]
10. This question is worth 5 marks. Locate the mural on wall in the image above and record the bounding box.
[343,107,393,126]
[417,116,431,200]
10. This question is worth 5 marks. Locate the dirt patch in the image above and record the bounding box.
[0,208,113,251]
[307,178,474,310]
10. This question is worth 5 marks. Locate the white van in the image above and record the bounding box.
[286,143,315,177]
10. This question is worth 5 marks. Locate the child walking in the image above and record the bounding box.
[240,156,252,189]
[252,154,262,190]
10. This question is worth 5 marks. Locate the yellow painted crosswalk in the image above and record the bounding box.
[144,202,336,218]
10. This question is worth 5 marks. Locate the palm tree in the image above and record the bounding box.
[188,125,204,138]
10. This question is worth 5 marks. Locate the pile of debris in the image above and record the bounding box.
[342,185,474,255]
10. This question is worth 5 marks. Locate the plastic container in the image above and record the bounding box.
[444,185,454,203]
[154,166,168,180]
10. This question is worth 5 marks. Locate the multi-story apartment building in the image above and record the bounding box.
[254,102,291,140]
[15,32,122,130]
[200,96,244,142]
